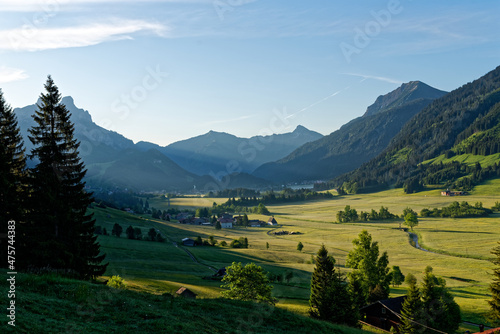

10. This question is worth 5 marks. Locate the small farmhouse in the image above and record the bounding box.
[176,212,192,223]
[176,287,197,299]
[218,213,234,228]
[441,189,467,196]
[193,217,209,225]
[249,220,265,227]
[360,296,405,332]
[181,238,195,247]
[267,217,278,226]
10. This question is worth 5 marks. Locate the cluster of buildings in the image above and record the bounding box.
[175,213,278,229]
[441,189,467,196]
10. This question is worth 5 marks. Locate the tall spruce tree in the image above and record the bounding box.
[26,76,107,279]
[309,245,358,326]
[490,242,500,324]
[420,268,461,332]
[0,89,27,266]
[399,279,423,334]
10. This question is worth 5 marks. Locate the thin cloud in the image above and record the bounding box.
[0,0,213,11]
[0,66,29,83]
[343,73,403,85]
[0,19,169,51]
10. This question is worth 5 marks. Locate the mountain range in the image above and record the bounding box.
[136,125,323,176]
[13,65,500,193]
[252,81,448,183]
[13,98,321,192]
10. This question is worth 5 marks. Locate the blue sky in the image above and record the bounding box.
[1,0,499,146]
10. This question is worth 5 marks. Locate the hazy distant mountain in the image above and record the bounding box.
[85,148,200,192]
[253,81,448,183]
[13,97,205,191]
[136,125,323,176]
[15,96,135,166]
[13,97,277,191]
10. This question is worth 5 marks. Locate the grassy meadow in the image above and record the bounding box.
[90,179,500,332]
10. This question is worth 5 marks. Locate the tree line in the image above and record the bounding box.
[0,78,107,279]
[209,188,336,205]
[420,201,492,218]
[336,205,398,223]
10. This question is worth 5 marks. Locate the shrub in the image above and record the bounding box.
[107,275,125,289]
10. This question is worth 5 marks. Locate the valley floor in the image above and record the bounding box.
[8,180,499,333]
[96,180,500,332]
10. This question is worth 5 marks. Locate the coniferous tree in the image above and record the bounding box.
[0,90,27,266]
[399,279,423,333]
[126,225,135,239]
[26,76,107,279]
[112,223,123,237]
[489,242,500,324]
[309,245,358,326]
[297,241,304,252]
[420,268,461,332]
[309,244,335,320]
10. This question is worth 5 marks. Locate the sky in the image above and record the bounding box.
[1,0,499,146]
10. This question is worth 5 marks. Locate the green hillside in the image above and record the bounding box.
[0,273,367,334]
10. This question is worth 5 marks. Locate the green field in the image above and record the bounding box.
[89,179,500,332]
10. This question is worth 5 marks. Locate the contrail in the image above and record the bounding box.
[286,86,350,120]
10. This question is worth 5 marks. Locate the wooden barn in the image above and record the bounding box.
[267,217,278,226]
[175,287,197,299]
[181,238,195,247]
[360,296,405,332]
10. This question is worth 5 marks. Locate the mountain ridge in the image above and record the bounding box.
[333,65,500,193]
[252,81,448,183]
[13,97,320,191]
[363,81,447,117]
[136,125,323,176]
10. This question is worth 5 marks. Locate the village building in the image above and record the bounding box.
[249,219,265,227]
[193,217,209,225]
[175,287,197,299]
[176,212,192,223]
[181,238,196,247]
[267,216,278,226]
[218,213,234,228]
[360,296,405,332]
[441,189,467,196]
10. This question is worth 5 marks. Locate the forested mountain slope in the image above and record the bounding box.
[333,66,500,193]
[253,81,447,183]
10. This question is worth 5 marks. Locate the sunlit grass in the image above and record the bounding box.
[90,181,500,326]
